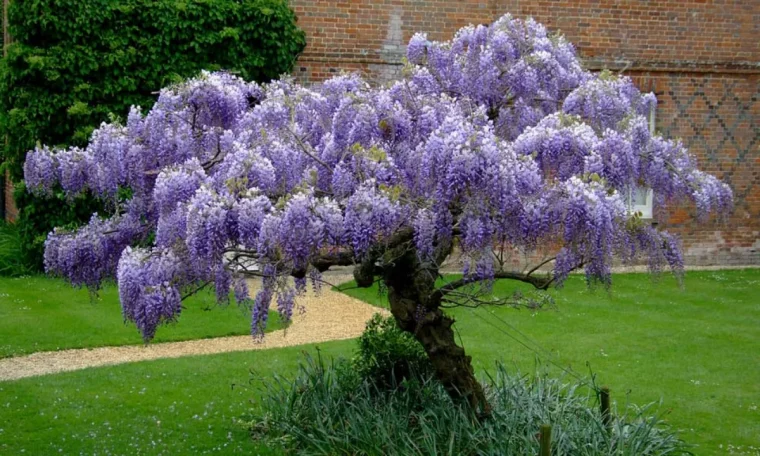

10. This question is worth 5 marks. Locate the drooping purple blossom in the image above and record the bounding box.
[235,193,273,249]
[406,33,429,65]
[251,264,277,339]
[414,209,436,261]
[277,287,296,323]
[153,158,208,214]
[45,212,144,289]
[24,146,59,196]
[117,247,184,342]
[233,275,250,305]
[344,183,401,257]
[156,207,188,248]
[186,187,231,263]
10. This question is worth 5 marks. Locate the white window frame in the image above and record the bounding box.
[627,102,656,220]
[628,187,654,220]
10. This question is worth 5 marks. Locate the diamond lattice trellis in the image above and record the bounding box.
[657,74,760,217]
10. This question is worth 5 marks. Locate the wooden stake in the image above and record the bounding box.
[600,386,612,434]
[539,424,552,456]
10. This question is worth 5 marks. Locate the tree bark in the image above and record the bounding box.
[379,248,491,416]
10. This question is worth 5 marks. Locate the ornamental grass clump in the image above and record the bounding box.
[246,350,691,456]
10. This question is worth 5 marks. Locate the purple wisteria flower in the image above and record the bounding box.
[24,15,732,341]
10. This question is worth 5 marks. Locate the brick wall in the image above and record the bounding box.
[651,73,759,265]
[290,0,495,84]
[290,0,760,266]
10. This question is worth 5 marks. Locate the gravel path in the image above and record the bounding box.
[0,275,389,382]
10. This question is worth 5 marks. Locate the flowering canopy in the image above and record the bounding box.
[25,15,732,342]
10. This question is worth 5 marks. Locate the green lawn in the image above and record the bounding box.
[0,276,281,358]
[340,269,760,456]
[0,341,354,455]
[0,270,758,455]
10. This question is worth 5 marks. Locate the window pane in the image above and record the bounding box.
[632,187,649,205]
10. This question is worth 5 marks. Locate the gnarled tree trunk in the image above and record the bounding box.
[377,248,491,416]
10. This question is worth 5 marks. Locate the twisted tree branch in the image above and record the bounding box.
[431,270,555,306]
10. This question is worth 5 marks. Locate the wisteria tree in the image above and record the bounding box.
[25,15,731,413]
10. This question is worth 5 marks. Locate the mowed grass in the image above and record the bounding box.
[0,276,282,358]
[0,341,354,455]
[340,269,760,456]
[0,270,757,455]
